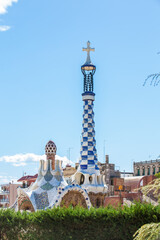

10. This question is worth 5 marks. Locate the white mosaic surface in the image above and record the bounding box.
[18,158,92,211]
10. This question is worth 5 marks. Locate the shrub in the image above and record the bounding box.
[0,203,160,240]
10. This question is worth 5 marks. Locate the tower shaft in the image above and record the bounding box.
[79,92,99,174]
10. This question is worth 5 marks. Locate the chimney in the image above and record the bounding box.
[105,155,109,164]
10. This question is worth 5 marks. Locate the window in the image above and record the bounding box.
[147,167,150,175]
[137,169,140,176]
[111,179,114,185]
[80,174,85,185]
[89,176,92,183]
[96,198,101,208]
[143,168,145,175]
[153,167,155,175]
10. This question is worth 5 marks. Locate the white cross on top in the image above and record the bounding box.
[82,41,95,64]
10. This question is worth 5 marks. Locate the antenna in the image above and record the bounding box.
[103,140,106,162]
[67,147,73,165]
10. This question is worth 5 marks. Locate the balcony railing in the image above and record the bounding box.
[0,190,9,195]
[0,199,9,203]
[134,159,160,165]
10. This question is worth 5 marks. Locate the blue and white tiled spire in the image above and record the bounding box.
[79,93,99,174]
[78,41,100,175]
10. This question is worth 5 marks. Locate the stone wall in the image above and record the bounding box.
[60,190,87,208]
[104,196,122,207]
[88,192,107,208]
[134,160,160,176]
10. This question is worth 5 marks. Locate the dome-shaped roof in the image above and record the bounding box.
[45,140,57,155]
[81,63,96,71]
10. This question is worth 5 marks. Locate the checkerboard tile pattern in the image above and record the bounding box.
[79,99,99,172]
[34,192,49,209]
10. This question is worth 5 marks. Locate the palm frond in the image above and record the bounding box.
[143,73,160,86]
[133,223,160,240]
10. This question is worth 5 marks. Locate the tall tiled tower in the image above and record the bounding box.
[72,41,108,207]
[73,41,108,202]
[79,41,99,175]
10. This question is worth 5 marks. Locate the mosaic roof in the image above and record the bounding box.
[45,140,57,155]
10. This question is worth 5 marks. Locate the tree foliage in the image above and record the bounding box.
[133,177,160,240]
[144,73,160,86]
[143,53,160,86]
[140,178,160,202]
[0,203,160,240]
[133,223,160,240]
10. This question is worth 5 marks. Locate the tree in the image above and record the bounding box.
[133,223,160,240]
[140,178,160,202]
[133,177,160,240]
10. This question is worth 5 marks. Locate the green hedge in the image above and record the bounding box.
[0,203,160,240]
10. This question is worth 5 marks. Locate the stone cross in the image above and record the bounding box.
[82,41,95,64]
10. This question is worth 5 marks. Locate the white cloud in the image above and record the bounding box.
[0,153,42,164]
[0,175,18,185]
[0,25,10,31]
[0,153,73,167]
[55,155,73,167]
[0,154,74,184]
[0,0,18,14]
[12,162,27,167]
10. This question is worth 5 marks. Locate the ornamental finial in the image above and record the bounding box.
[81,41,96,92]
[82,41,95,65]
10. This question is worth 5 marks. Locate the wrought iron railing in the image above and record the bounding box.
[0,190,9,194]
[0,199,9,203]
[134,159,160,165]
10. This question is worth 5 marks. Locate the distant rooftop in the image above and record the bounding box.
[134,159,160,165]
[17,174,38,182]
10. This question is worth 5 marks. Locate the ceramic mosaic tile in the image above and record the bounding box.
[34,192,49,209]
[54,175,62,182]
[41,182,53,191]
[79,99,99,174]
[44,171,53,182]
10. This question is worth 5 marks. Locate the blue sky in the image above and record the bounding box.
[0,0,160,184]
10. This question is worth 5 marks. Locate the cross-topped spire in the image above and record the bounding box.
[82,41,95,65]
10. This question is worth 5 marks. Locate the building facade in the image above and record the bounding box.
[17,174,38,188]
[134,159,160,176]
[120,172,133,178]
[0,183,21,208]
[0,184,9,208]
